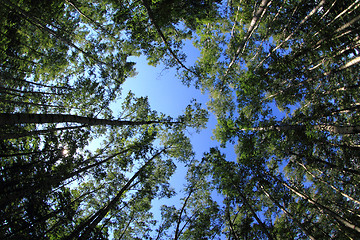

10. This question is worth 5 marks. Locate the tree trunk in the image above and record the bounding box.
[0,125,88,140]
[174,189,193,240]
[141,0,194,74]
[0,148,129,208]
[65,149,166,240]
[296,161,360,205]
[290,151,360,176]
[259,184,319,240]
[0,113,176,126]
[270,174,360,233]
[234,184,275,240]
[3,1,107,66]
[255,0,326,70]
[314,124,360,135]
[224,0,271,77]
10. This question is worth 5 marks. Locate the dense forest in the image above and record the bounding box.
[0,0,359,239]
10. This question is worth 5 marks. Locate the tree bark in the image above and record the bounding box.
[297,161,360,205]
[234,184,275,240]
[140,0,195,75]
[290,151,360,176]
[65,149,166,240]
[174,188,194,240]
[0,125,88,140]
[225,0,271,77]
[259,184,319,240]
[0,113,177,127]
[270,174,360,233]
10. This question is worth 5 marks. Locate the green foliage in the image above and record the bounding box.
[0,0,214,238]
[2,0,360,239]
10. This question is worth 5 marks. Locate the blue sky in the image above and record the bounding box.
[115,42,237,234]
[113,37,291,237]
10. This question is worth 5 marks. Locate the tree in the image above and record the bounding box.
[0,0,212,238]
[179,0,360,238]
[2,0,359,238]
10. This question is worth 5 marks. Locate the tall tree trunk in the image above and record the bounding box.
[65,149,166,240]
[234,184,275,240]
[290,151,360,176]
[296,161,360,205]
[225,198,240,240]
[3,1,107,67]
[259,184,320,240]
[140,0,195,74]
[270,174,360,233]
[224,0,271,78]
[0,147,129,208]
[255,0,326,70]
[0,125,88,140]
[174,188,194,240]
[0,113,177,126]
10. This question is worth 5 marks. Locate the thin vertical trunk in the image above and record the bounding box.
[270,174,360,233]
[140,0,195,75]
[297,161,360,205]
[0,113,177,126]
[0,86,62,96]
[259,184,319,240]
[225,198,240,240]
[65,149,166,240]
[255,0,326,70]
[224,0,271,77]
[65,0,114,37]
[4,184,105,239]
[174,189,194,240]
[234,184,275,240]
[0,99,72,109]
[0,125,88,140]
[117,214,135,240]
[3,77,71,90]
[0,147,127,207]
[290,151,360,176]
[2,1,107,66]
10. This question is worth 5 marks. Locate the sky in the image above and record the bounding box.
[115,42,237,233]
[112,36,292,236]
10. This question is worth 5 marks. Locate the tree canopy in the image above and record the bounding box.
[1,0,359,239]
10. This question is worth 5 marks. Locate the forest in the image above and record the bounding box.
[0,0,359,239]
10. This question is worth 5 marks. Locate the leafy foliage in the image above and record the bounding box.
[1,0,359,239]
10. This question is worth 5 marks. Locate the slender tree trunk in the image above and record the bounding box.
[296,161,360,205]
[259,184,319,240]
[3,76,71,90]
[0,99,71,109]
[3,1,108,66]
[224,0,271,77]
[0,125,88,140]
[117,214,135,240]
[270,174,360,233]
[0,147,130,208]
[290,151,360,176]
[0,86,62,96]
[225,198,240,240]
[314,124,360,135]
[174,188,193,240]
[4,184,105,239]
[140,0,195,75]
[65,149,166,240]
[255,0,326,70]
[65,0,113,37]
[0,113,178,126]
[234,184,275,240]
